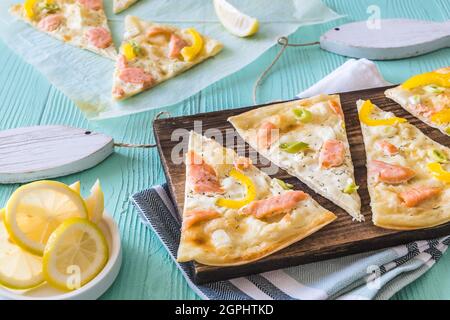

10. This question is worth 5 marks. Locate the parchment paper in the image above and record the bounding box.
[0,0,341,119]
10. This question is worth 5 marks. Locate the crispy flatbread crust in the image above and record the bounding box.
[176,131,336,266]
[113,0,139,13]
[357,100,450,230]
[228,94,362,221]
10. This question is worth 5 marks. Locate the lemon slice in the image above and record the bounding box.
[43,218,108,291]
[213,0,259,37]
[0,217,44,290]
[85,180,104,223]
[4,181,88,256]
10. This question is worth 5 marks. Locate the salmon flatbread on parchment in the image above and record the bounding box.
[176,131,336,266]
[228,94,362,221]
[357,99,450,230]
[10,0,117,60]
[112,16,223,100]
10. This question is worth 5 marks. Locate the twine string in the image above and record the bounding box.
[252,36,320,104]
[114,37,319,148]
[113,111,171,148]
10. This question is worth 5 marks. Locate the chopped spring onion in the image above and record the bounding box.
[39,2,59,13]
[428,149,448,163]
[130,41,144,56]
[275,178,293,190]
[343,181,359,194]
[279,142,309,153]
[293,108,312,123]
[423,84,445,94]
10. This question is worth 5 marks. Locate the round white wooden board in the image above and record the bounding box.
[0,213,122,300]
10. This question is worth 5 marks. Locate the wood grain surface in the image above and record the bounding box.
[154,85,450,284]
[320,19,450,60]
[1,0,450,300]
[0,125,114,183]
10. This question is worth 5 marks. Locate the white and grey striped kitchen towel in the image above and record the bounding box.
[131,59,449,299]
[131,184,449,300]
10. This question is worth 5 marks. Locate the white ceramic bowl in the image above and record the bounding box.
[0,213,122,300]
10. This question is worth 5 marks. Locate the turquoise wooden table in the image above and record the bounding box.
[1,0,449,300]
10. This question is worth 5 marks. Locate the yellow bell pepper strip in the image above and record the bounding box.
[24,0,38,19]
[181,28,204,62]
[430,109,450,124]
[446,127,450,135]
[293,108,312,123]
[216,168,256,209]
[427,162,450,183]
[402,72,450,90]
[121,42,137,61]
[359,100,407,126]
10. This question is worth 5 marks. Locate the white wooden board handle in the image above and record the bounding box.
[0,126,114,184]
[320,19,450,60]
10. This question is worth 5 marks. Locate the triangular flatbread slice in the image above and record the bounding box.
[112,16,223,100]
[357,99,450,230]
[385,67,450,136]
[228,94,363,221]
[113,0,139,14]
[10,0,117,60]
[177,131,336,266]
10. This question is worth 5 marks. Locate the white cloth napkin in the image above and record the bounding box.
[297,58,392,98]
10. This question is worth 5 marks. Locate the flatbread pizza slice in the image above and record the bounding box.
[10,0,117,60]
[228,94,363,221]
[177,131,336,266]
[112,16,223,100]
[357,99,450,230]
[113,0,139,14]
[385,67,450,136]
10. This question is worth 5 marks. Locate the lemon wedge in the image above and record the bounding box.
[0,217,44,290]
[69,181,81,194]
[85,180,104,223]
[43,218,108,291]
[213,0,259,37]
[4,181,88,256]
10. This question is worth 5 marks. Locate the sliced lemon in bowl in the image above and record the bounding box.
[85,180,104,223]
[43,218,109,291]
[213,0,259,37]
[4,181,88,256]
[69,181,81,194]
[0,217,44,290]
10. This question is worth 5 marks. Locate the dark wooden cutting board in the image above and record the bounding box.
[153,85,450,284]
